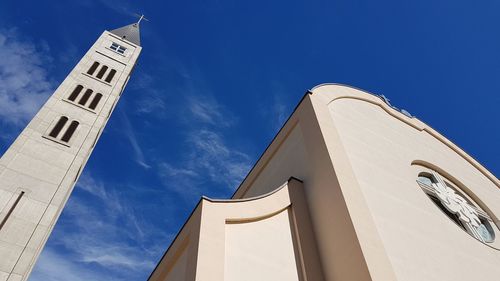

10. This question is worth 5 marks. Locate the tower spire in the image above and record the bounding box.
[110,15,147,46]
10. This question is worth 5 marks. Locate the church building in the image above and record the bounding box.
[148,84,500,281]
[0,20,498,281]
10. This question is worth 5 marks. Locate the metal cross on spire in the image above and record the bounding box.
[134,13,149,25]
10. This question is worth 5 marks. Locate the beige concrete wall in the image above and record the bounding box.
[241,124,310,198]
[233,93,376,281]
[150,179,323,281]
[0,31,141,281]
[324,87,500,281]
[224,209,299,281]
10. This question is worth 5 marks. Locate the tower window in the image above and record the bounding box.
[65,86,102,112]
[61,121,79,142]
[96,65,108,79]
[46,116,80,144]
[110,42,126,54]
[88,93,102,110]
[105,69,117,83]
[49,116,68,138]
[0,191,25,231]
[68,85,83,101]
[78,89,93,106]
[87,62,100,75]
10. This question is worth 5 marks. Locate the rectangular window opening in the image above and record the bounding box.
[0,191,25,231]
[110,42,127,55]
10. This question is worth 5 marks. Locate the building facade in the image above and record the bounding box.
[0,23,142,281]
[149,84,500,281]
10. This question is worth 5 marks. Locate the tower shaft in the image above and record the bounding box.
[0,27,142,281]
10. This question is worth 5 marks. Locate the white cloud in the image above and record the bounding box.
[187,130,250,187]
[77,172,108,200]
[187,95,235,127]
[30,247,114,281]
[159,129,251,198]
[136,90,167,114]
[118,109,151,169]
[272,95,289,132]
[79,244,155,270]
[159,162,198,178]
[132,73,168,116]
[0,29,54,126]
[152,64,253,197]
[31,173,172,280]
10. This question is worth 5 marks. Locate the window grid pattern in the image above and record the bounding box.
[86,61,118,83]
[110,42,126,54]
[66,85,103,111]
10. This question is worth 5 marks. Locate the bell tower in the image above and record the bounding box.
[0,21,143,281]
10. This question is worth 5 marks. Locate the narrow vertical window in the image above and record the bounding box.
[105,69,116,83]
[61,121,79,142]
[68,85,83,101]
[88,93,102,110]
[78,89,93,106]
[49,116,68,138]
[87,62,100,75]
[0,191,25,230]
[96,65,108,79]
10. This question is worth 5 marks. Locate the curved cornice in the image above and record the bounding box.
[311,83,499,188]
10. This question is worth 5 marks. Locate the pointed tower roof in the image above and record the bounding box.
[110,22,141,46]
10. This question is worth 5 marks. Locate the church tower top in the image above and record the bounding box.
[110,14,147,46]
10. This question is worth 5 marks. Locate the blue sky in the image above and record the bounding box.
[0,0,498,280]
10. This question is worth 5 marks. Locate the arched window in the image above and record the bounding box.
[96,65,108,79]
[68,85,83,101]
[49,116,68,138]
[87,62,100,75]
[105,69,117,83]
[78,89,93,106]
[61,121,79,142]
[88,93,102,110]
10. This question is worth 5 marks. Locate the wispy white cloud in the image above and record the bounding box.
[0,28,54,126]
[77,172,108,200]
[152,62,252,198]
[136,90,167,115]
[258,84,292,135]
[30,247,115,281]
[187,130,250,187]
[31,173,170,280]
[158,129,251,198]
[118,109,151,169]
[271,94,289,132]
[187,95,234,127]
[159,162,198,178]
[131,73,168,116]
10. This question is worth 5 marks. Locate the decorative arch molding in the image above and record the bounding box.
[312,83,499,188]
